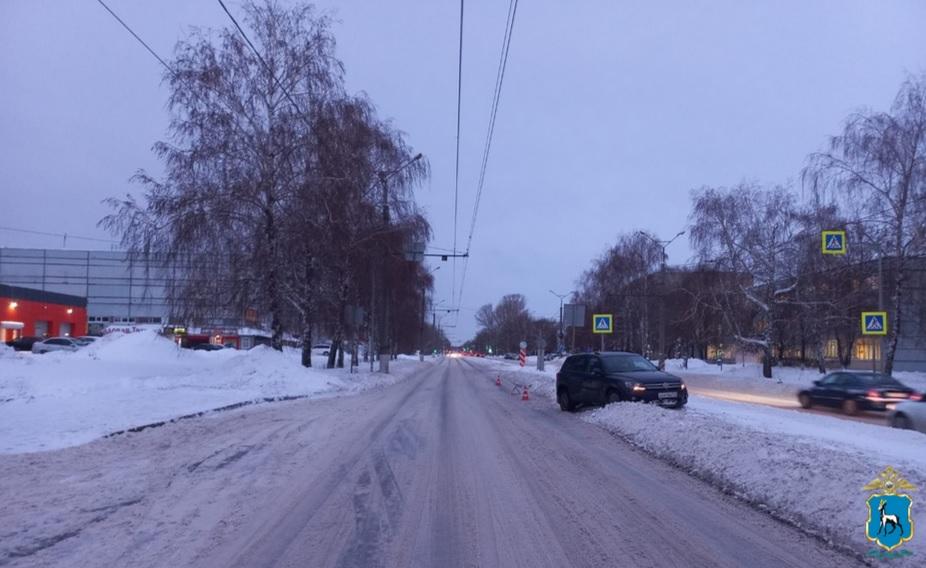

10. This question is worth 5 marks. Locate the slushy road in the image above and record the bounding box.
[1,358,860,567]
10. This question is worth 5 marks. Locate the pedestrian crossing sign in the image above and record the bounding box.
[821,230,847,255]
[592,314,613,334]
[861,312,888,336]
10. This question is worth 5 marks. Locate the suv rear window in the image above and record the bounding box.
[562,355,585,372]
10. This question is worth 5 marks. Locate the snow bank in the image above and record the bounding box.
[584,399,925,561]
[0,332,426,454]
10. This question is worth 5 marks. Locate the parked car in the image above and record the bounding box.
[888,394,926,433]
[75,336,99,346]
[797,372,916,415]
[31,337,81,354]
[5,336,42,351]
[556,352,687,412]
[312,344,332,356]
[191,343,225,351]
[503,352,518,360]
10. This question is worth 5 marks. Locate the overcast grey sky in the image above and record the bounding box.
[2,1,925,342]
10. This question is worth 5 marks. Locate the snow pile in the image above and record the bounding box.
[0,331,426,454]
[584,399,925,560]
[0,343,14,358]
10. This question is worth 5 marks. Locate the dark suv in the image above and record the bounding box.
[556,352,688,412]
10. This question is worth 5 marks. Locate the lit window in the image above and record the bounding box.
[8,301,17,309]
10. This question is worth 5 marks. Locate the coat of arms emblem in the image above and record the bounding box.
[863,466,916,551]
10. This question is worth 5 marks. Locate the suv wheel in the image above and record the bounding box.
[892,414,912,430]
[606,390,621,405]
[557,390,575,412]
[842,399,859,416]
[798,393,812,409]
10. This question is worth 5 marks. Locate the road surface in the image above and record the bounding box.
[680,375,890,426]
[1,358,861,567]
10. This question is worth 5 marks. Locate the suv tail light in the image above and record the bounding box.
[912,392,924,402]
[866,389,880,399]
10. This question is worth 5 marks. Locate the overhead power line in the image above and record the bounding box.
[95,0,175,75]
[215,0,312,130]
[454,0,520,315]
[451,0,465,310]
[0,225,120,245]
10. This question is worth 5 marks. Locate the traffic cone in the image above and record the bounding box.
[495,376,501,387]
[521,386,529,401]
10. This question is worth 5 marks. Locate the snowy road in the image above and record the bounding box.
[1,358,861,568]
[682,376,890,427]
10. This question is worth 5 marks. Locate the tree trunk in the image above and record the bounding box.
[762,347,773,378]
[814,340,826,374]
[883,257,904,376]
[264,205,283,351]
[327,336,341,369]
[301,324,312,368]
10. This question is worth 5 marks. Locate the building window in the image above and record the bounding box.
[855,339,881,361]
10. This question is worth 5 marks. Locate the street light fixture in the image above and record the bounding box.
[549,289,573,354]
[635,228,686,367]
[372,153,425,374]
[419,266,441,361]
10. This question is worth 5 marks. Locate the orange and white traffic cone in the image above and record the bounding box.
[521,386,529,401]
[495,376,501,387]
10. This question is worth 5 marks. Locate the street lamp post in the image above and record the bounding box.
[549,289,572,354]
[375,153,423,374]
[637,229,685,368]
[419,266,440,362]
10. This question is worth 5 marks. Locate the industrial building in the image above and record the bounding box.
[0,248,266,346]
[0,283,87,341]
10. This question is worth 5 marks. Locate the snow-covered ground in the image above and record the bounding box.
[0,331,428,454]
[469,356,925,561]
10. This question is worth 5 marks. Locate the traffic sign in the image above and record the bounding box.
[519,340,527,349]
[592,314,613,334]
[861,311,888,336]
[821,230,847,255]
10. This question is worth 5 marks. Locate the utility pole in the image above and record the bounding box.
[372,153,422,374]
[379,171,390,374]
[549,289,571,354]
[419,267,440,361]
[637,229,685,368]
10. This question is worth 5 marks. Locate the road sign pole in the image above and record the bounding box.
[600,334,604,352]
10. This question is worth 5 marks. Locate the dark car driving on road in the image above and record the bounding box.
[797,371,915,415]
[556,352,687,412]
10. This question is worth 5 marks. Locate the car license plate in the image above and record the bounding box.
[658,392,677,400]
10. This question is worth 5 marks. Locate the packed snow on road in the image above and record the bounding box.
[0,331,426,454]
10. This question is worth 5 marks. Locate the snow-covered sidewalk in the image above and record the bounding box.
[468,357,925,561]
[0,331,428,454]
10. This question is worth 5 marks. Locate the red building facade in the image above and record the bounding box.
[0,284,88,342]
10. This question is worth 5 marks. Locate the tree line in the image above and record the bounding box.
[101,1,444,367]
[575,75,926,378]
